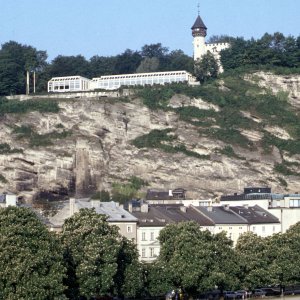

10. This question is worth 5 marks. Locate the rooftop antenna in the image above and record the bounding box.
[197,2,200,15]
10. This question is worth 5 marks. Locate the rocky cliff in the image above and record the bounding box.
[0,72,300,202]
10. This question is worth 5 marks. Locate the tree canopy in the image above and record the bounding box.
[0,206,66,299]
[61,208,142,299]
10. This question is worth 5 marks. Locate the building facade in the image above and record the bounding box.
[191,14,230,63]
[220,187,300,232]
[48,71,197,93]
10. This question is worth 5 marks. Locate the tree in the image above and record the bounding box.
[141,43,169,59]
[158,222,236,297]
[235,232,274,290]
[194,52,219,83]
[89,55,117,77]
[48,55,90,78]
[114,49,142,74]
[61,209,142,299]
[268,223,300,288]
[0,206,66,299]
[162,50,194,73]
[0,41,47,95]
[136,57,160,73]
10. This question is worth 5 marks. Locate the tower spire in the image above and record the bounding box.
[197,2,200,16]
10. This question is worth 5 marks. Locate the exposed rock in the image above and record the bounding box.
[1,74,300,201]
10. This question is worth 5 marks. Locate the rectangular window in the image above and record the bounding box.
[150,232,154,241]
[127,226,132,233]
[142,248,146,258]
[142,232,146,241]
[262,226,265,233]
[150,248,154,257]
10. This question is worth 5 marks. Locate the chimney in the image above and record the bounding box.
[5,194,17,207]
[169,190,173,197]
[70,198,75,217]
[141,203,149,213]
[128,202,133,213]
[224,204,230,211]
[180,206,187,213]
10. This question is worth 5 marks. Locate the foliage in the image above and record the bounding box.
[0,174,8,183]
[137,86,175,109]
[61,209,142,299]
[0,143,23,154]
[111,176,148,204]
[131,128,209,159]
[0,97,59,114]
[91,189,110,201]
[0,207,66,299]
[221,33,300,72]
[235,232,274,289]
[0,41,47,95]
[158,222,238,296]
[274,162,300,176]
[194,52,219,83]
[13,125,72,147]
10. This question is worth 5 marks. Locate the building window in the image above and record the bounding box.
[273,226,276,232]
[262,226,265,233]
[127,226,132,233]
[253,226,256,231]
[142,248,146,258]
[290,199,300,207]
[150,232,154,241]
[142,232,146,241]
[219,227,222,230]
[150,248,154,257]
[239,227,243,230]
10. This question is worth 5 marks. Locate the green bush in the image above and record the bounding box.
[13,125,72,148]
[274,162,300,176]
[0,143,23,154]
[0,174,8,183]
[0,98,59,115]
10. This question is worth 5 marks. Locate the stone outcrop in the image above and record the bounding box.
[0,74,300,202]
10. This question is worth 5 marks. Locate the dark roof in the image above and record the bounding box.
[131,204,214,227]
[146,189,186,200]
[230,205,280,224]
[195,206,248,224]
[191,15,207,30]
[220,193,272,201]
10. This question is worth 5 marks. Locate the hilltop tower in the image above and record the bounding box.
[191,14,207,61]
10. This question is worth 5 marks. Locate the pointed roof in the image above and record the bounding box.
[191,15,207,30]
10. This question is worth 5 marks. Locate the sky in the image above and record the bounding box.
[1,0,299,62]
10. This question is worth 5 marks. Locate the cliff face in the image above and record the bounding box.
[0,73,300,201]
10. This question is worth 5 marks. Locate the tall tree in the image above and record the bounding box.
[114,49,142,74]
[235,232,274,290]
[48,55,90,78]
[61,208,142,299]
[194,52,219,83]
[0,41,47,95]
[158,222,236,297]
[0,207,66,299]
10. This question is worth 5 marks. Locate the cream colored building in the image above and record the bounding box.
[48,198,138,241]
[191,14,230,70]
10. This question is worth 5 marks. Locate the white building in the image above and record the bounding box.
[0,193,17,207]
[48,76,91,93]
[47,71,197,93]
[191,14,230,64]
[221,188,300,232]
